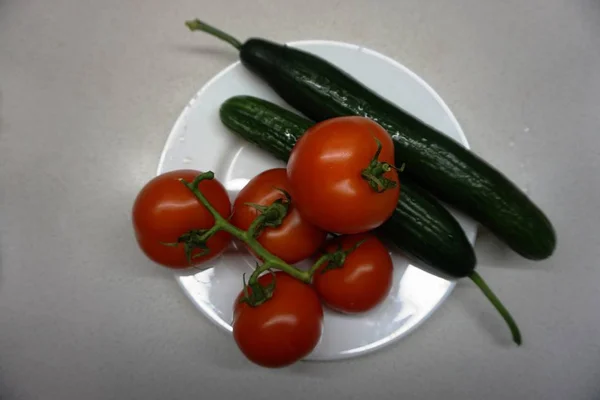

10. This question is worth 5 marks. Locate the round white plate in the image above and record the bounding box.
[157,40,477,361]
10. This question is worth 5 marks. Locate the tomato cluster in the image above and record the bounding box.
[132,117,401,368]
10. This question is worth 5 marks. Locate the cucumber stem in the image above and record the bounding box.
[185,19,242,50]
[469,271,522,345]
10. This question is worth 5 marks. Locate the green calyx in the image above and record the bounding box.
[245,188,291,238]
[320,239,367,274]
[238,270,277,307]
[361,137,402,193]
[161,228,213,264]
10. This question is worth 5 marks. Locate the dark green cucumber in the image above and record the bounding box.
[187,20,555,261]
[220,95,475,278]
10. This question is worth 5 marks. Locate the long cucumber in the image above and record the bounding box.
[189,20,555,261]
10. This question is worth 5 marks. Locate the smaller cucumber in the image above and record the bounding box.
[219,95,476,278]
[220,97,311,163]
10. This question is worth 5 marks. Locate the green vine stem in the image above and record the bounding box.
[176,171,358,306]
[245,189,291,238]
[180,172,308,283]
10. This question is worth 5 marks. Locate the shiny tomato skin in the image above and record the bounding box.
[233,272,323,368]
[287,116,400,234]
[313,233,393,313]
[231,168,327,264]
[132,170,231,268]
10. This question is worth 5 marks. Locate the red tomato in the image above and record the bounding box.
[233,272,323,368]
[313,233,393,313]
[132,170,231,268]
[287,116,400,234]
[231,168,327,264]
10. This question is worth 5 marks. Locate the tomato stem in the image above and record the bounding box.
[198,225,220,242]
[246,210,266,238]
[185,19,242,50]
[307,254,331,276]
[244,254,309,286]
[469,271,522,346]
[361,137,398,193]
[245,190,291,238]
[317,238,368,275]
[239,269,277,306]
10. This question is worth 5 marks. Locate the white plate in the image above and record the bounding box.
[157,40,477,361]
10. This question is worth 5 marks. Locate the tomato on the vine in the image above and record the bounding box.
[233,271,323,368]
[313,233,393,313]
[132,169,231,268]
[287,116,400,234]
[231,168,327,264]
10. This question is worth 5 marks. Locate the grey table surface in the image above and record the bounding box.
[1,0,599,399]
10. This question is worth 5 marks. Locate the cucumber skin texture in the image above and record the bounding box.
[238,39,556,260]
[220,97,312,162]
[220,95,476,278]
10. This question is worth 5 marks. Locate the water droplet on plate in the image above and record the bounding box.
[179,136,186,142]
[524,127,530,132]
[183,157,192,164]
[509,141,515,147]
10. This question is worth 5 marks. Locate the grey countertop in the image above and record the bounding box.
[1,1,599,399]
